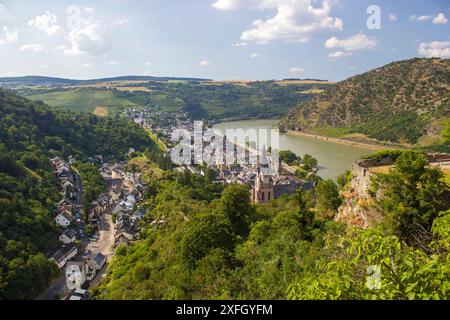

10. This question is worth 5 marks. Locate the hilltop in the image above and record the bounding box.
[1,76,334,120]
[0,75,211,87]
[281,58,450,145]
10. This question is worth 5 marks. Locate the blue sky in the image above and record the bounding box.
[0,0,448,81]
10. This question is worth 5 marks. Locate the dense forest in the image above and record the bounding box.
[0,88,160,299]
[95,151,450,300]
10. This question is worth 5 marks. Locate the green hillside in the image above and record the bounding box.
[24,89,137,117]
[94,151,450,300]
[13,79,334,120]
[281,58,450,145]
[0,88,161,299]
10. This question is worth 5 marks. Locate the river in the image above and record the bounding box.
[213,119,374,180]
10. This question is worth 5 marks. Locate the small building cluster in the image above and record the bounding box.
[49,157,81,269]
[51,157,78,230]
[65,253,107,291]
[106,163,147,247]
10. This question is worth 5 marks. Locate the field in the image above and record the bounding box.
[18,79,335,120]
[276,80,337,86]
[25,88,137,115]
[93,106,109,117]
[307,126,354,138]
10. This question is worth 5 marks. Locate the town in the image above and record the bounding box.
[124,106,318,204]
[40,157,147,300]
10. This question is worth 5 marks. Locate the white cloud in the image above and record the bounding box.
[108,61,119,66]
[19,43,44,52]
[232,42,247,47]
[145,61,153,66]
[199,60,212,66]
[409,15,433,21]
[28,11,62,35]
[410,13,448,24]
[433,13,448,24]
[83,7,96,13]
[289,67,304,74]
[389,14,397,21]
[325,33,377,51]
[64,21,111,56]
[0,26,18,45]
[0,3,13,20]
[418,41,450,58]
[328,51,352,59]
[40,64,48,68]
[83,62,93,68]
[55,44,66,50]
[213,0,344,43]
[212,0,263,10]
[111,18,129,26]
[250,52,258,58]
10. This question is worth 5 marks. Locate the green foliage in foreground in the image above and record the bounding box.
[287,212,450,300]
[95,150,450,300]
[373,151,449,242]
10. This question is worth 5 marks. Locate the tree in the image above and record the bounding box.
[316,179,342,219]
[205,168,217,183]
[297,190,316,240]
[180,213,235,268]
[302,154,318,171]
[374,151,449,242]
[279,150,299,165]
[288,212,450,300]
[337,170,353,189]
[219,185,255,238]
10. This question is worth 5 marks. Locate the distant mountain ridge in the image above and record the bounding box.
[0,75,211,87]
[281,58,450,144]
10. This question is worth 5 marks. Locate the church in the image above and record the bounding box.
[251,147,312,204]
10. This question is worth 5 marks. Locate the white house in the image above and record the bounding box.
[127,194,136,205]
[55,213,72,228]
[50,243,78,269]
[59,229,77,244]
[66,261,87,290]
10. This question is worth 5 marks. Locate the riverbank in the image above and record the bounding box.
[286,130,408,151]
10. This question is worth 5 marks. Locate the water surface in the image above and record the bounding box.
[213,119,374,179]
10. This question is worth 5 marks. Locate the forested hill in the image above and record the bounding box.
[0,88,158,299]
[281,58,450,144]
[0,75,210,87]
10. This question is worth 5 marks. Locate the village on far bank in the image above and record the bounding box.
[125,106,320,204]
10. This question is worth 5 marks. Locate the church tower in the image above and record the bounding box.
[252,146,274,204]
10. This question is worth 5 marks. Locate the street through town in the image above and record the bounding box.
[36,171,116,300]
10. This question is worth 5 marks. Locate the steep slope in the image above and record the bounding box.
[0,88,159,299]
[282,58,450,144]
